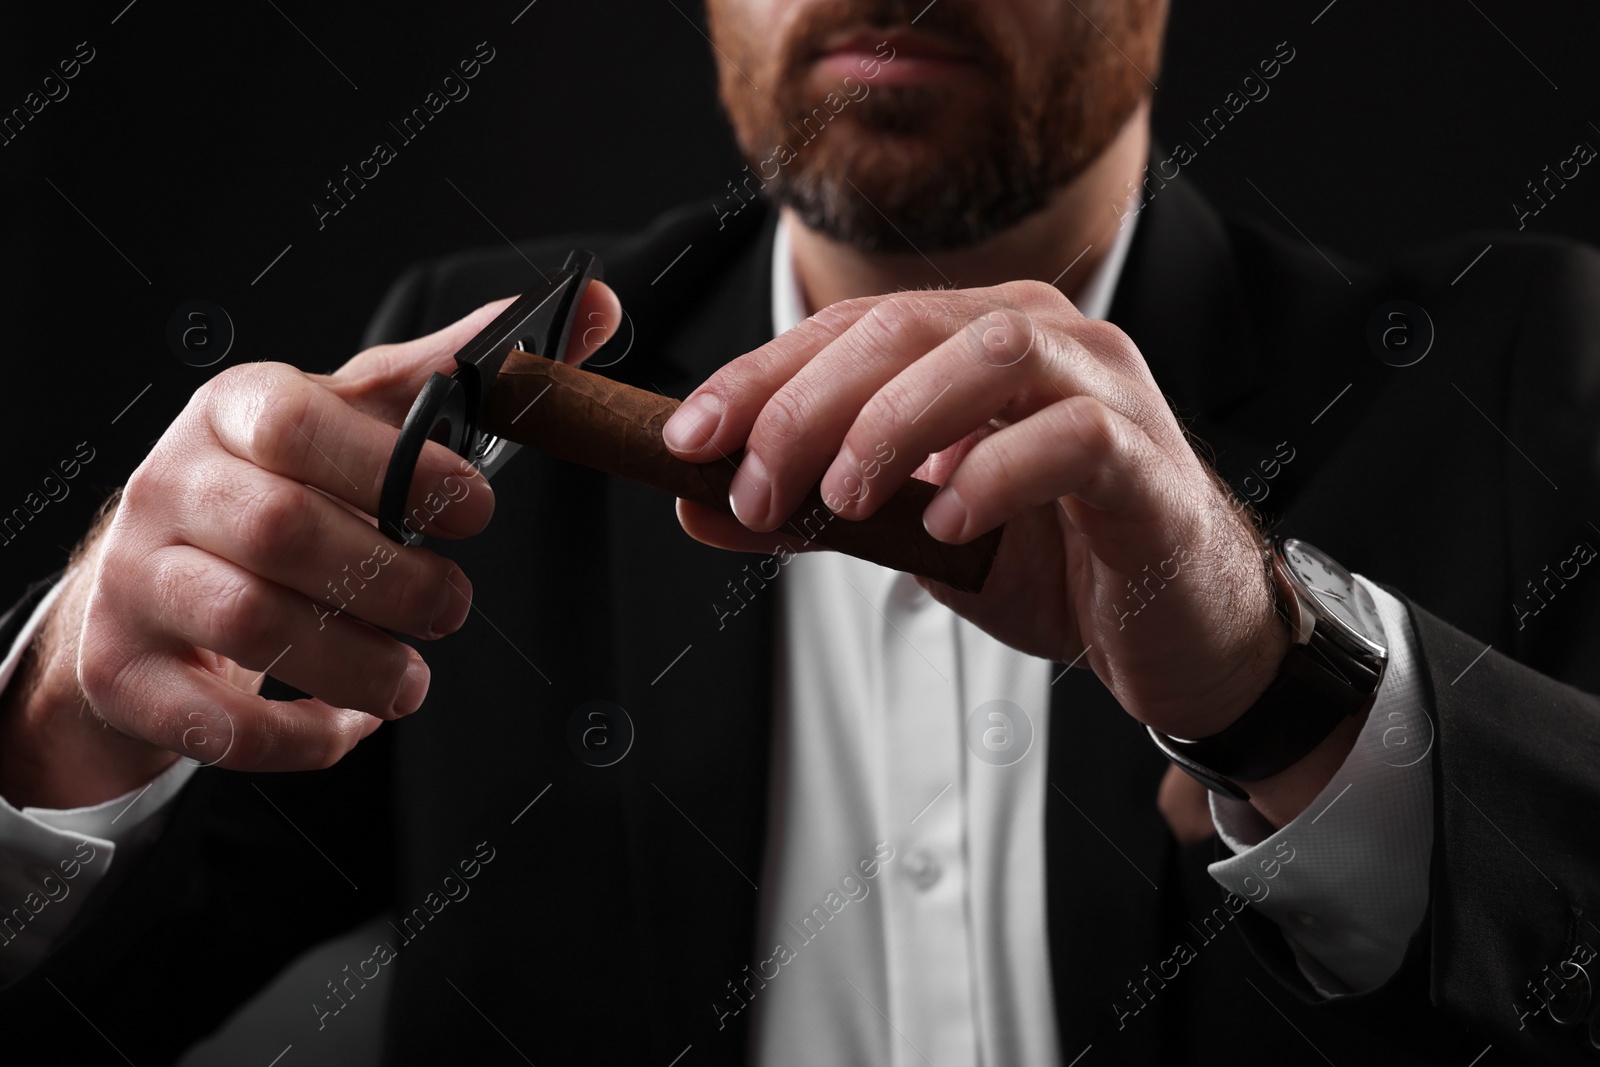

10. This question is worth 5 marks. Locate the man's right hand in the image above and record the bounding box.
[0,283,621,809]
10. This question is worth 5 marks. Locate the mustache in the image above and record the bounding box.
[777,0,1008,79]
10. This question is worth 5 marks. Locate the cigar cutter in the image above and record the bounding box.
[379,249,603,545]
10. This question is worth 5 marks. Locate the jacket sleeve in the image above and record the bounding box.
[1233,240,1600,1066]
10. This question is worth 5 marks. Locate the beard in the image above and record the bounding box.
[708,0,1162,254]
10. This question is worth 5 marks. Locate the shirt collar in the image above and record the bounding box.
[770,208,1140,336]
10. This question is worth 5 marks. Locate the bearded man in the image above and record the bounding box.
[1,1,1597,1065]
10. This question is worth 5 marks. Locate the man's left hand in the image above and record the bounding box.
[661,282,1289,743]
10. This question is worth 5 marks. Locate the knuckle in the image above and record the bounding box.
[82,552,127,625]
[862,296,923,342]
[753,387,814,452]
[1073,318,1141,371]
[1010,278,1061,307]
[119,455,176,524]
[842,296,944,370]
[314,738,348,771]
[729,328,833,402]
[78,561,152,690]
[1063,397,1120,458]
[191,365,239,412]
[970,306,1035,365]
[76,628,133,711]
[305,715,352,770]
[235,482,312,566]
[861,382,920,435]
[775,312,843,351]
[243,383,318,472]
[821,294,880,321]
[1083,398,1122,448]
[145,549,195,637]
[118,462,156,511]
[979,425,1033,489]
[200,569,275,652]
[202,362,284,417]
[342,343,400,389]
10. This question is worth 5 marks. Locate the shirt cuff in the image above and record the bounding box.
[0,573,197,986]
[1206,577,1434,996]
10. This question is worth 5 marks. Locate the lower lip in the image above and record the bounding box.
[814,49,977,85]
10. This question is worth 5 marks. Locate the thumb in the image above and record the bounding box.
[324,280,623,424]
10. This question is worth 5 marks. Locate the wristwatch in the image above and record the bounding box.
[1148,537,1388,801]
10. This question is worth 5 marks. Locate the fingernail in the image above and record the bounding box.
[730,451,773,530]
[821,444,860,513]
[663,392,723,453]
[923,487,968,543]
[394,656,430,716]
[432,569,472,636]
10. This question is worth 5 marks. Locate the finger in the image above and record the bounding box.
[673,497,823,558]
[907,424,996,488]
[91,648,384,773]
[197,363,494,535]
[131,543,433,719]
[325,280,622,420]
[658,297,887,461]
[326,297,518,422]
[923,395,1169,552]
[175,455,471,639]
[717,296,989,531]
[661,281,1064,466]
[817,312,1138,521]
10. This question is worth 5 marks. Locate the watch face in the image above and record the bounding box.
[1281,539,1385,649]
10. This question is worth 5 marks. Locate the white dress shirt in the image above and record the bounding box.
[1206,582,1435,996]
[0,212,1434,1062]
[0,578,195,984]
[746,213,1434,1066]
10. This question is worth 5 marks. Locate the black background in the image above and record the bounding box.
[3,0,1599,591]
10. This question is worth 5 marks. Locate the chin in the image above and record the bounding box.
[785,140,1035,253]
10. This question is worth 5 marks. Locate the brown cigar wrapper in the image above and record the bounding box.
[482,350,1002,593]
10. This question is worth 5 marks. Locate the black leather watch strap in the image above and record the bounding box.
[1149,537,1387,800]
[1154,639,1378,782]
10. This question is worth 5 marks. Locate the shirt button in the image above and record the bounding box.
[903,849,942,890]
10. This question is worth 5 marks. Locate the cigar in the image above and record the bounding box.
[481,350,1003,593]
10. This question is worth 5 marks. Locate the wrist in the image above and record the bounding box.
[1235,711,1364,828]
[0,551,176,811]
[1150,537,1388,819]
[1165,546,1292,740]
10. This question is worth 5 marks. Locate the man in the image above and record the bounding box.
[1,1,1597,1065]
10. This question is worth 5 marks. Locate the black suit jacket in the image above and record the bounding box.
[3,174,1599,1066]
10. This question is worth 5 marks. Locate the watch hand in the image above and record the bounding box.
[1308,585,1347,604]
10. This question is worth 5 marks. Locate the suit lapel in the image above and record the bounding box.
[1111,175,1394,525]
[596,203,784,1059]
